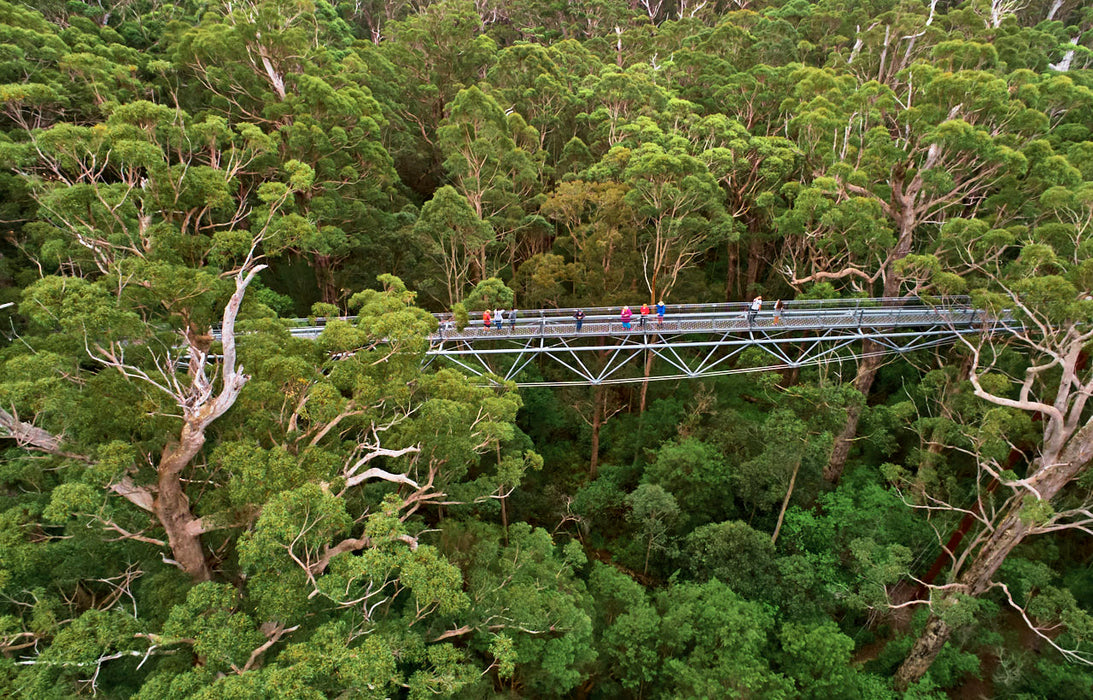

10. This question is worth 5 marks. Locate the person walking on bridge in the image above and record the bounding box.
[656,299,665,326]
[640,302,649,329]
[510,307,517,330]
[574,308,585,332]
[773,299,785,324]
[621,305,633,330]
[748,296,763,325]
[483,309,492,330]
[494,308,505,331]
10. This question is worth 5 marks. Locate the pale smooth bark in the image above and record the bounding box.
[771,457,801,546]
[152,264,267,581]
[895,325,1093,686]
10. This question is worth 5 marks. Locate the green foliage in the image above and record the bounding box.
[655,579,794,698]
[451,301,469,330]
[442,521,595,695]
[413,184,494,305]
[626,483,680,575]
[683,520,779,601]
[643,438,735,529]
[463,276,516,311]
[4,2,1093,696]
[588,562,661,693]
[777,621,862,699]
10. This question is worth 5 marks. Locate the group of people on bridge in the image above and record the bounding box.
[482,307,517,331]
[597,301,667,331]
[575,297,785,332]
[438,296,788,339]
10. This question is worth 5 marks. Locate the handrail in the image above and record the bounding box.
[240,304,1004,345]
[271,296,975,330]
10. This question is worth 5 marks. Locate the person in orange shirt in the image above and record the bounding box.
[483,309,492,330]
[640,302,650,329]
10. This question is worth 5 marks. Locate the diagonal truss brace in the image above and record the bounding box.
[427,324,1003,387]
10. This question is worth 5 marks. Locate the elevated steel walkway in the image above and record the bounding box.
[277,298,1016,387]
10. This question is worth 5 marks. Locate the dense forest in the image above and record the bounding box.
[1,0,1093,696]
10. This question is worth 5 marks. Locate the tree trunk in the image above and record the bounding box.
[590,385,603,478]
[644,534,653,575]
[824,343,883,483]
[150,265,264,583]
[475,247,486,284]
[895,410,1093,688]
[780,360,799,388]
[258,48,287,101]
[154,424,213,582]
[771,457,801,546]
[314,254,338,305]
[826,175,915,483]
[638,347,654,414]
[893,614,954,691]
[895,493,1031,689]
[744,239,763,294]
[725,241,738,300]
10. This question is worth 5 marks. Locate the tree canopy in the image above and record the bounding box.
[2,0,1093,696]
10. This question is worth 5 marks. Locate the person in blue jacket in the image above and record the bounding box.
[656,300,666,326]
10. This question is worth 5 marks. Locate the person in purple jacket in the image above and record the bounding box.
[621,305,633,330]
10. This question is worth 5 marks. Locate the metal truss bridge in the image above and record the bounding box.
[281,297,1016,388]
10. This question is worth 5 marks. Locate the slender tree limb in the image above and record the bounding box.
[344,465,420,490]
[0,407,90,461]
[231,623,300,675]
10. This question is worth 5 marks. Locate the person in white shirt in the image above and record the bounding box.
[748,296,762,325]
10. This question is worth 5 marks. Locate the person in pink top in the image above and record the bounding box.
[621,305,633,330]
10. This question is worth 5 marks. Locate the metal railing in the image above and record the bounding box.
[266,296,987,341]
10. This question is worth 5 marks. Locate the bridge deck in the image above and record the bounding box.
[285,298,997,340]
[430,307,989,343]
